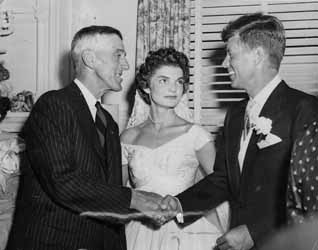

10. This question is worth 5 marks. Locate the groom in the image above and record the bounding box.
[162,13,318,250]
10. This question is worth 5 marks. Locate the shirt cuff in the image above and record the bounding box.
[175,197,184,223]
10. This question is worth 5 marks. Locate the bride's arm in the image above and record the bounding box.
[120,127,139,186]
[195,141,215,176]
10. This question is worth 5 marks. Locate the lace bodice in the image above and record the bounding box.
[121,125,212,196]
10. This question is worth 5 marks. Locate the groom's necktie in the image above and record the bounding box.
[95,101,107,148]
[243,100,255,140]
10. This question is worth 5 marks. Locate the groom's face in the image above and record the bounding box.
[222,35,256,91]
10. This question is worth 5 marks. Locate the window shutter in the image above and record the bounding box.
[190,0,318,136]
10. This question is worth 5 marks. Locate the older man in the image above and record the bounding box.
[6,25,163,250]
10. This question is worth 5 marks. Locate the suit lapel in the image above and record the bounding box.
[102,109,121,184]
[240,129,259,192]
[65,82,106,166]
[227,100,247,194]
[240,81,287,191]
[257,81,287,127]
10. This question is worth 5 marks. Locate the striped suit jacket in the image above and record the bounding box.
[6,82,132,250]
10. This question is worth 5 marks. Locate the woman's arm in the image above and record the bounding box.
[120,127,139,187]
[196,141,216,175]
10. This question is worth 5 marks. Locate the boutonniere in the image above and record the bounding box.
[251,116,282,149]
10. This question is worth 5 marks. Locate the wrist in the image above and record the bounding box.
[130,189,138,209]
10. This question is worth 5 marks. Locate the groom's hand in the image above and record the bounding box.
[214,225,254,250]
[159,195,183,224]
[130,190,168,223]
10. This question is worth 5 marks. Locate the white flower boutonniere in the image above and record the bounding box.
[253,116,272,136]
[251,116,282,149]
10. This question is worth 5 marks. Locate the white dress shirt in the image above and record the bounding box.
[74,78,100,121]
[238,75,282,170]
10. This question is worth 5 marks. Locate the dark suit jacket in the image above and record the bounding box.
[6,82,131,250]
[177,81,318,248]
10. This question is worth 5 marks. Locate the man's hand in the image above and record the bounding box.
[214,225,254,250]
[130,189,163,211]
[159,195,183,224]
[130,190,167,223]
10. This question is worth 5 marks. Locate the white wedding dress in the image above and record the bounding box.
[122,124,229,250]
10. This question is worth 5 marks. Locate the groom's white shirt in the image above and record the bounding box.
[238,74,281,170]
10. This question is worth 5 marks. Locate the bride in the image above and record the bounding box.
[121,47,229,250]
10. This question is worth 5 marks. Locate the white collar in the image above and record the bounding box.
[74,78,101,120]
[249,74,281,114]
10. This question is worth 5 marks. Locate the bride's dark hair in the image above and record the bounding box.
[135,47,189,105]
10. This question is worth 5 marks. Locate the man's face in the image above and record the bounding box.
[94,34,129,92]
[222,36,256,91]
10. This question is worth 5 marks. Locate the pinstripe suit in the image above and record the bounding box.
[6,82,131,250]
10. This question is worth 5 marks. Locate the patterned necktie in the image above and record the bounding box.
[95,101,107,148]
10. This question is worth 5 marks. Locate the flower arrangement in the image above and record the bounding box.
[10,91,34,112]
[0,136,24,193]
[0,62,11,99]
[0,63,25,194]
[0,95,24,194]
[0,62,34,112]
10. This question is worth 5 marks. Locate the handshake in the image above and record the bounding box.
[129,190,183,226]
[81,190,196,226]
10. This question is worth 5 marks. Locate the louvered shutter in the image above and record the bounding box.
[189,0,318,136]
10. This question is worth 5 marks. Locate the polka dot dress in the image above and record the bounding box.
[287,121,318,225]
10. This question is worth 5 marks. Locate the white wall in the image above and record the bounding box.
[0,0,38,94]
[0,0,71,96]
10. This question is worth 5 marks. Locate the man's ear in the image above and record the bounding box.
[81,49,95,69]
[254,46,266,66]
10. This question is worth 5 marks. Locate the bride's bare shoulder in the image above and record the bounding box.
[120,124,144,144]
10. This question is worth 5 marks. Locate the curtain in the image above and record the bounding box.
[128,0,192,129]
[136,0,191,67]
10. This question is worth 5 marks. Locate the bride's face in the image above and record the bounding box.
[147,65,185,109]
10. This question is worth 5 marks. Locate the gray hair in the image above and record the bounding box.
[71,25,122,74]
